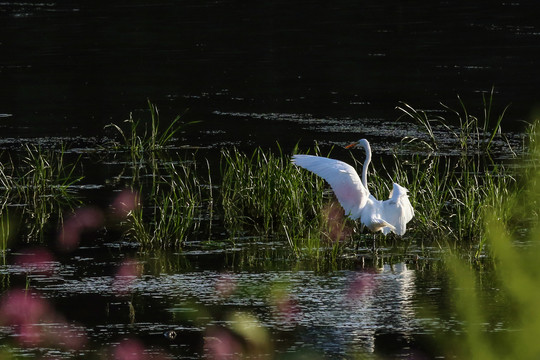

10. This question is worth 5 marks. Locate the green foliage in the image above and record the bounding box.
[124,161,206,249]
[392,92,517,245]
[0,145,82,241]
[105,99,194,166]
[442,122,540,359]
[105,101,207,248]
[220,146,350,257]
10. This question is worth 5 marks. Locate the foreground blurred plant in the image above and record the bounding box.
[441,119,540,359]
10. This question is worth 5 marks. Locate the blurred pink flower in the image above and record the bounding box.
[0,289,50,327]
[204,326,243,360]
[114,339,146,360]
[113,259,143,296]
[322,202,352,243]
[111,190,140,219]
[346,271,377,301]
[270,291,301,329]
[215,273,237,299]
[58,207,104,251]
[15,247,55,274]
[113,339,170,360]
[0,289,88,349]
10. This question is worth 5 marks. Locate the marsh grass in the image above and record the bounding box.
[220,146,351,257]
[218,92,522,255]
[0,203,11,253]
[389,92,519,246]
[0,145,82,241]
[105,100,194,166]
[440,125,540,359]
[104,101,211,248]
[124,160,206,249]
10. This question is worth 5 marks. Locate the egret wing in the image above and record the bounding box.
[292,155,368,219]
[381,183,414,235]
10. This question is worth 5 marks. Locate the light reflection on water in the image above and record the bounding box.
[1,251,437,357]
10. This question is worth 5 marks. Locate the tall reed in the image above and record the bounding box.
[391,92,518,245]
[220,146,349,256]
[0,145,82,241]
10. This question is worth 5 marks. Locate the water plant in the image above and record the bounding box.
[219,145,355,257]
[105,100,193,169]
[0,145,82,241]
[385,92,519,245]
[124,161,205,248]
[439,120,540,359]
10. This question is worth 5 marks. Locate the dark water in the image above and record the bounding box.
[1,242,461,358]
[1,1,540,143]
[0,1,536,358]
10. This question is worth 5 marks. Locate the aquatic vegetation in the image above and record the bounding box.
[124,161,205,248]
[105,99,193,166]
[389,93,519,245]
[440,125,540,359]
[0,204,11,253]
[219,146,351,256]
[0,145,82,241]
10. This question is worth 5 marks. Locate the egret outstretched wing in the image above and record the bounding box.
[292,154,368,219]
[380,183,414,235]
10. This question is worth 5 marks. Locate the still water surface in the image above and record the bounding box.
[1,1,540,140]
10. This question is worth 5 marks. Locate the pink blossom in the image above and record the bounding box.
[0,289,88,349]
[113,259,143,296]
[114,339,146,360]
[346,271,377,301]
[111,190,140,219]
[322,201,353,243]
[215,273,237,299]
[58,207,104,251]
[15,247,55,274]
[0,289,50,326]
[204,326,243,360]
[113,339,170,360]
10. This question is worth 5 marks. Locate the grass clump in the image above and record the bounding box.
[105,101,208,249]
[220,146,349,256]
[0,145,82,241]
[389,91,518,245]
[124,160,206,249]
[105,99,193,168]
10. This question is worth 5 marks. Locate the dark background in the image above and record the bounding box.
[1,0,539,141]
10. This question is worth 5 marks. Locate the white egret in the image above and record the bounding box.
[292,139,414,244]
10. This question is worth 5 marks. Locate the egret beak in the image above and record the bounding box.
[345,141,358,149]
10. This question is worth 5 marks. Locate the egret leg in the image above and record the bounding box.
[372,234,377,253]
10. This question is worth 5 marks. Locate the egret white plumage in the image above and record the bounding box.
[292,139,414,242]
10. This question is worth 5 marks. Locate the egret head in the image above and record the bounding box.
[345,138,370,153]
